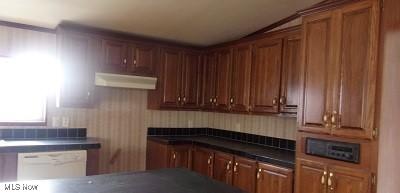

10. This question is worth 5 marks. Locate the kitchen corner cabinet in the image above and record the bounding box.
[233,156,257,193]
[101,39,157,76]
[192,147,214,177]
[168,145,191,169]
[146,140,191,170]
[256,163,293,193]
[250,38,283,114]
[213,151,234,185]
[57,28,100,108]
[296,159,371,193]
[214,48,233,111]
[298,0,380,139]
[159,47,202,109]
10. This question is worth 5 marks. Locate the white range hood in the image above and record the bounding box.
[95,72,157,90]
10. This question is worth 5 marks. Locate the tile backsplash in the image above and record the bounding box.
[148,127,296,151]
[0,128,87,140]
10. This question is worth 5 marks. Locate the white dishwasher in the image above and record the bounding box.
[17,150,87,181]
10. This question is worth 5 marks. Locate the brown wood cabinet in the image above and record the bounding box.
[168,145,191,169]
[296,159,372,193]
[159,47,202,109]
[213,151,234,185]
[256,163,293,193]
[192,147,214,177]
[298,0,379,139]
[102,39,156,76]
[215,48,233,111]
[250,38,283,114]
[280,34,301,114]
[230,43,252,112]
[233,156,257,193]
[202,52,218,110]
[57,28,100,108]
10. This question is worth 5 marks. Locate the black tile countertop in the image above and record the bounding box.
[149,136,295,169]
[0,137,101,153]
[0,168,244,193]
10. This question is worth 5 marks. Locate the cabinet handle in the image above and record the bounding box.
[279,96,286,105]
[248,106,252,111]
[331,111,339,129]
[183,97,186,103]
[209,98,213,103]
[133,59,137,65]
[233,162,238,173]
[226,161,232,170]
[323,113,331,128]
[257,169,262,179]
[214,98,218,105]
[230,98,234,104]
[123,58,127,64]
[173,153,176,160]
[272,97,278,106]
[207,156,212,165]
[328,172,334,190]
[321,171,327,185]
[178,96,181,102]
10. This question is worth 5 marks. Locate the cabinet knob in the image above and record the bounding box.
[331,111,339,129]
[207,156,212,165]
[183,97,186,103]
[226,161,232,170]
[323,113,331,128]
[257,169,262,179]
[272,97,278,106]
[213,98,217,104]
[328,172,334,190]
[279,96,286,105]
[123,58,127,64]
[178,96,181,102]
[321,171,327,185]
[230,98,234,104]
[233,162,238,172]
[209,98,213,103]
[133,59,137,65]
[173,153,176,160]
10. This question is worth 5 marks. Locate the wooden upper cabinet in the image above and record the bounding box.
[213,151,234,185]
[102,39,128,73]
[127,42,157,76]
[160,47,182,108]
[58,29,100,108]
[202,52,217,110]
[215,48,233,111]
[233,156,257,193]
[256,163,293,193]
[181,51,202,109]
[231,43,252,112]
[328,166,371,193]
[250,38,283,114]
[280,34,301,114]
[192,147,214,177]
[295,159,328,193]
[330,0,379,139]
[299,11,335,134]
[168,145,191,169]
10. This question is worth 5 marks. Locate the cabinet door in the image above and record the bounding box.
[256,163,293,193]
[102,39,128,73]
[328,166,371,193]
[59,31,99,108]
[231,44,252,112]
[160,47,182,108]
[233,156,257,193]
[213,151,234,185]
[146,140,169,170]
[181,51,201,109]
[250,38,283,114]
[168,145,190,169]
[202,52,217,110]
[192,147,214,177]
[0,153,17,182]
[299,11,335,134]
[215,48,232,111]
[331,0,379,139]
[295,159,328,193]
[128,42,157,76]
[280,34,301,114]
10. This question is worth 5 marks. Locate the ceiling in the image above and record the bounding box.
[0,0,321,46]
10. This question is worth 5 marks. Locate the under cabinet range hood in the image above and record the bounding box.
[95,73,157,90]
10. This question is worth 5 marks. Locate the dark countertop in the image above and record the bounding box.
[0,137,101,153]
[149,136,295,169]
[0,168,244,193]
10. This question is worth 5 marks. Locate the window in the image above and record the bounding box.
[0,54,59,125]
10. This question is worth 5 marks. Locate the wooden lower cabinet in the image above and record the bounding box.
[213,151,234,185]
[256,163,293,193]
[192,147,214,177]
[168,145,191,169]
[233,156,257,193]
[296,159,372,193]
